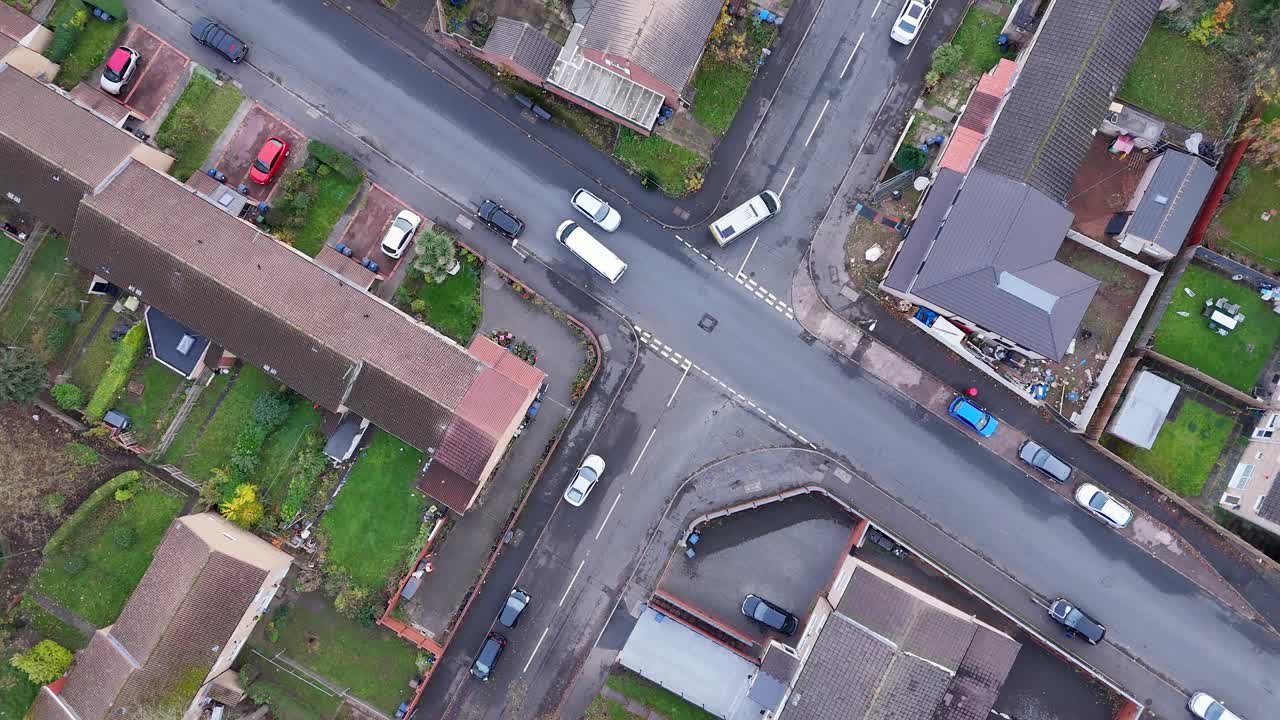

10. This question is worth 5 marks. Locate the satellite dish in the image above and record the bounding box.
[913,176,931,192]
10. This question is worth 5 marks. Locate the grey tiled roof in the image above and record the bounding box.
[579,0,722,92]
[976,0,1161,201]
[1125,150,1215,253]
[865,654,951,720]
[1257,491,1280,525]
[484,18,560,79]
[935,627,1021,720]
[785,614,895,720]
[885,169,964,293]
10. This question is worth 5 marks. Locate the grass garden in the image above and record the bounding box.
[614,130,707,196]
[45,0,125,91]
[263,142,364,257]
[1106,396,1235,496]
[1118,24,1239,136]
[690,11,778,135]
[605,668,717,720]
[0,232,89,360]
[394,254,483,345]
[156,72,245,181]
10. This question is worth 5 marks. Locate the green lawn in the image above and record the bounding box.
[320,431,425,588]
[951,6,1013,74]
[160,371,229,465]
[0,232,87,350]
[691,22,777,135]
[1217,162,1280,268]
[254,398,323,505]
[614,130,706,195]
[587,697,641,720]
[66,318,118,393]
[1106,397,1234,496]
[0,236,20,278]
[179,366,279,483]
[1153,264,1280,391]
[0,662,39,720]
[115,360,187,447]
[1118,25,1238,135]
[292,170,362,257]
[260,600,418,714]
[605,669,717,720]
[33,478,185,626]
[18,595,89,651]
[51,4,125,90]
[403,259,482,344]
[156,73,245,181]
[244,656,344,720]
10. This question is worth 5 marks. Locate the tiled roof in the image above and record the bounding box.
[485,18,560,79]
[418,457,478,512]
[976,0,1161,201]
[865,654,950,720]
[785,613,895,720]
[470,335,547,392]
[1124,150,1215,253]
[0,2,39,43]
[1258,491,1280,525]
[941,59,1017,176]
[579,0,722,92]
[936,627,1021,720]
[316,245,378,291]
[0,34,15,56]
[67,82,130,126]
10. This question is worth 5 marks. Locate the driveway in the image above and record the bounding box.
[114,24,189,120]
[334,183,419,274]
[214,103,305,202]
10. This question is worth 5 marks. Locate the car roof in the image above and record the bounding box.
[107,47,133,72]
[575,190,603,211]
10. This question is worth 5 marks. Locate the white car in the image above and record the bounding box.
[1074,483,1133,529]
[570,189,621,232]
[1188,693,1242,720]
[564,454,605,507]
[100,46,140,95]
[380,210,422,258]
[890,0,933,45]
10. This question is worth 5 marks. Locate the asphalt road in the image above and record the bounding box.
[125,0,1280,717]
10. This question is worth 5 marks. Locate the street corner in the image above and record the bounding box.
[333,184,425,278]
[214,103,307,203]
[116,24,190,121]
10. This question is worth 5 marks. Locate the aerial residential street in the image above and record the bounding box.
[110,0,1280,718]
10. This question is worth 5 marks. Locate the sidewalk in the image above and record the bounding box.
[403,265,587,641]
[330,0,822,228]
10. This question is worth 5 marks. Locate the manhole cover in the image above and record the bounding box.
[698,314,718,333]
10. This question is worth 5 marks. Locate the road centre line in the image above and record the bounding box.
[595,492,622,540]
[872,0,883,17]
[737,236,760,278]
[559,559,586,607]
[804,99,831,147]
[840,32,865,79]
[522,627,550,673]
[779,166,797,198]
[668,363,692,407]
[632,427,658,475]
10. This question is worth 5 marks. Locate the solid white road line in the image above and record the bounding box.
[631,427,658,475]
[559,559,586,607]
[668,363,691,408]
[595,492,622,540]
[804,99,830,147]
[522,627,550,673]
[778,166,797,198]
[840,32,865,79]
[737,236,760,278]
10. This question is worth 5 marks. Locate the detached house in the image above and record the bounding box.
[31,513,292,720]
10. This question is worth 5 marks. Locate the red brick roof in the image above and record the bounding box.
[937,60,1017,175]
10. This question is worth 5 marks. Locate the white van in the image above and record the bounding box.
[556,221,628,284]
[709,190,781,246]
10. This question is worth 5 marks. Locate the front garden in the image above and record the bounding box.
[155,72,245,181]
[1105,395,1235,496]
[614,130,707,196]
[263,142,364,257]
[921,5,1013,112]
[392,231,483,344]
[690,7,779,135]
[605,668,718,720]
[0,236,20,278]
[44,0,126,91]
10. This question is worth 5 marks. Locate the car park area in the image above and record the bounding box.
[333,183,424,276]
[213,103,305,201]
[107,24,189,120]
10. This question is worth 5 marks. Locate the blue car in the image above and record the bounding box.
[948,396,998,437]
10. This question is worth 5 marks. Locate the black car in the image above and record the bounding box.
[1017,440,1073,483]
[477,200,524,239]
[741,594,799,636]
[1048,598,1105,644]
[497,587,531,628]
[190,18,248,63]
[470,632,507,681]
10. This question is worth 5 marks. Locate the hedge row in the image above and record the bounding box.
[43,470,142,558]
[83,322,146,424]
[44,5,87,63]
[306,140,363,182]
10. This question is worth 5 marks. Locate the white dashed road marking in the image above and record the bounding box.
[673,234,795,320]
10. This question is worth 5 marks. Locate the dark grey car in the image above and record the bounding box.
[1018,440,1073,483]
[497,588,530,628]
[477,199,524,239]
[741,594,799,636]
[1049,598,1105,644]
[190,18,248,63]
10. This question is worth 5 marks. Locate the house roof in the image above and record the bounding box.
[0,2,39,44]
[484,18,560,79]
[144,305,210,377]
[32,514,290,720]
[939,59,1017,174]
[976,0,1161,201]
[1258,489,1280,526]
[891,167,1099,359]
[1125,150,1215,252]
[578,0,722,92]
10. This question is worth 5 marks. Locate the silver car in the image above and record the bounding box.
[570,189,621,232]
[1017,440,1072,483]
[564,454,605,507]
[1074,483,1133,529]
[1188,692,1242,720]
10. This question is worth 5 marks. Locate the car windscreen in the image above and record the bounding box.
[253,158,272,173]
[496,212,521,233]
[394,218,414,233]
[1088,493,1108,511]
[593,205,610,222]
[1202,703,1225,720]
[757,605,784,628]
[972,412,989,430]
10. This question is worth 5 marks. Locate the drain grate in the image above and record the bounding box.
[698,314,718,333]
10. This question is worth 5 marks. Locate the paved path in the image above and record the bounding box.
[28,589,97,637]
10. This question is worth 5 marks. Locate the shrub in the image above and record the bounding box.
[84,322,146,424]
[413,227,458,284]
[333,586,370,618]
[306,140,363,181]
[44,471,141,556]
[220,483,264,527]
[229,422,271,478]
[65,442,100,466]
[929,43,964,78]
[51,383,85,410]
[43,492,66,515]
[9,640,73,684]
[113,485,135,502]
[45,24,79,62]
[113,526,137,548]
[251,391,292,430]
[355,604,379,627]
[0,345,47,405]
[895,145,928,171]
[278,433,328,522]
[410,298,427,316]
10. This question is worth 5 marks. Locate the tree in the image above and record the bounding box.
[334,586,370,619]
[413,227,458,284]
[221,483,265,527]
[0,346,46,405]
[1243,116,1280,173]
[10,640,73,684]
[895,145,928,172]
[51,382,84,410]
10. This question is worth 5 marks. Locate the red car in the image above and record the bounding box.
[248,136,289,184]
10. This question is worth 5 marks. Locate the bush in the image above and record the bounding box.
[412,227,458,284]
[44,470,142,557]
[65,442,100,466]
[52,383,85,410]
[251,391,292,430]
[83,322,146,424]
[306,140,363,181]
[930,43,964,78]
[0,345,47,405]
[355,604,379,628]
[113,526,136,548]
[113,484,135,502]
[895,145,928,172]
[9,640,73,684]
[220,483,264,527]
[333,586,370,618]
[278,433,327,523]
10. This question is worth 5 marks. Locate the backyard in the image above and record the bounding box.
[253,399,323,505]
[0,236,19,277]
[1152,263,1280,392]
[1214,162,1280,269]
[113,359,187,449]
[614,130,706,196]
[48,0,125,90]
[63,305,119,391]
[1118,24,1238,136]
[395,257,483,344]
[163,365,279,482]
[0,232,88,356]
[605,668,718,720]
[320,431,426,588]
[155,72,245,181]
[241,654,344,720]
[1106,395,1235,496]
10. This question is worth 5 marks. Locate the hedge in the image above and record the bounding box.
[83,322,146,424]
[43,470,141,558]
[306,140,363,182]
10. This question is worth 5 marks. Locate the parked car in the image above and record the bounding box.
[99,46,139,95]
[190,18,248,63]
[469,632,506,681]
[1188,692,1243,720]
[497,587,531,628]
[477,199,524,240]
[1074,483,1133,529]
[741,594,799,636]
[248,137,289,185]
[947,396,998,437]
[890,0,933,44]
[1017,440,1073,483]
[564,454,605,507]
[1048,598,1105,644]
[380,210,422,258]
[570,189,621,232]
